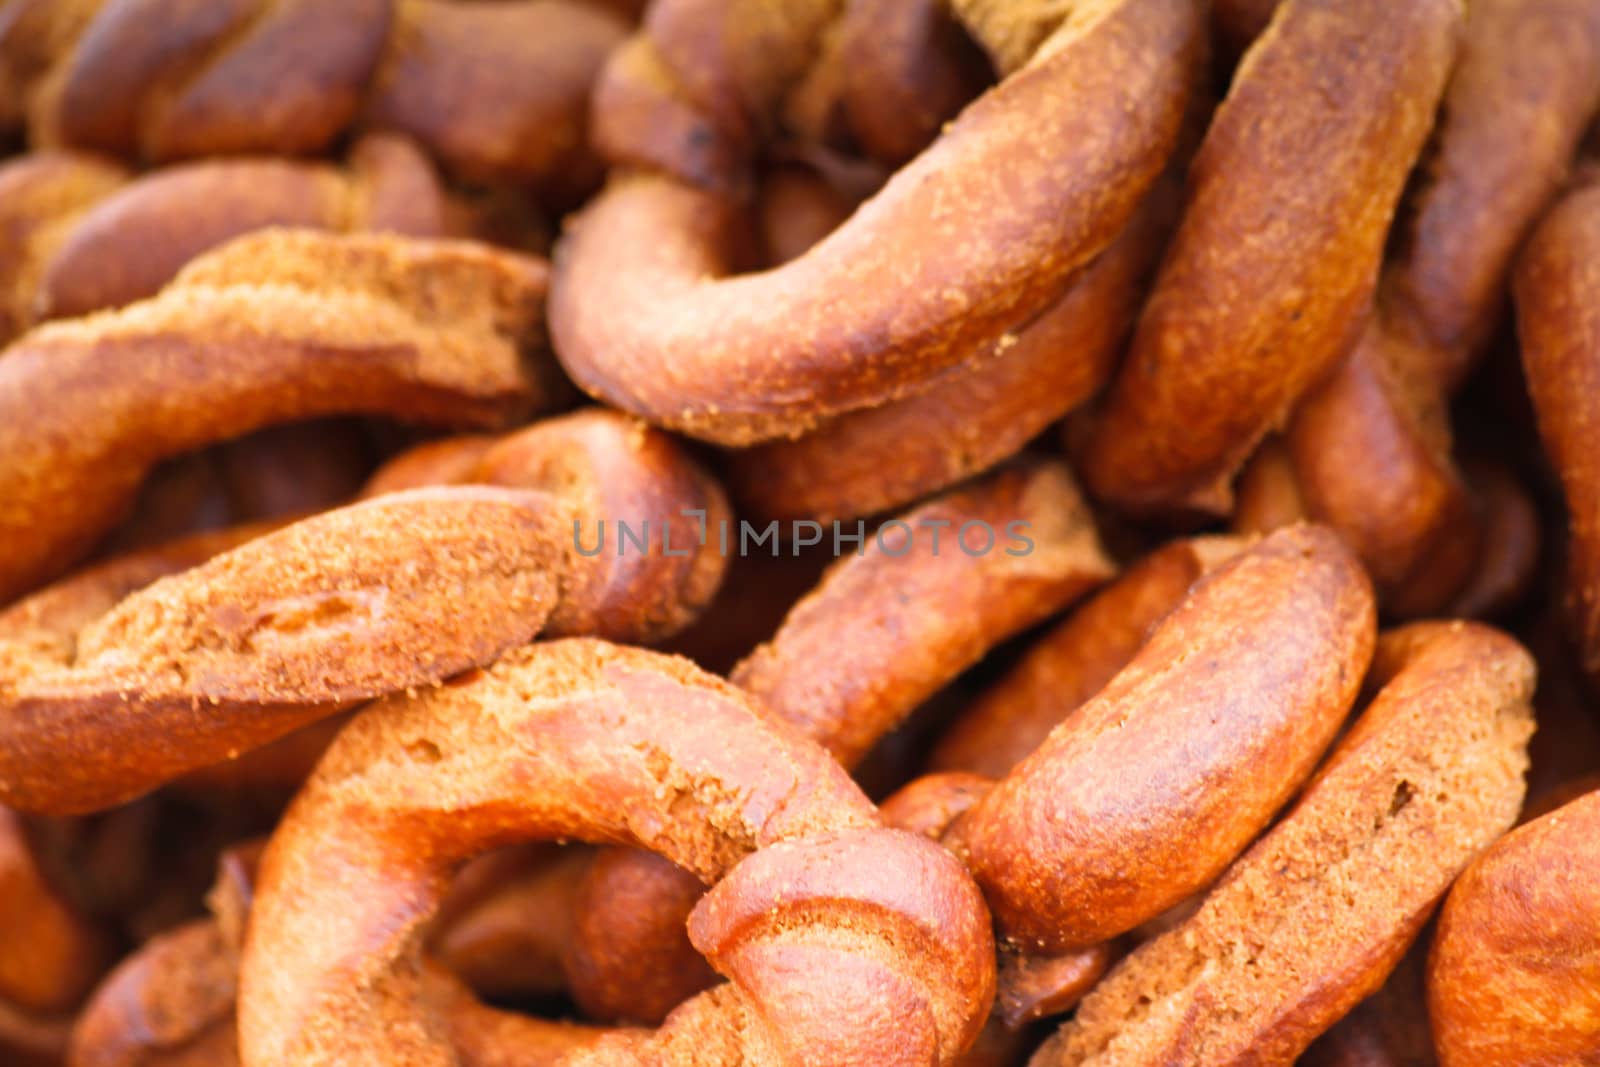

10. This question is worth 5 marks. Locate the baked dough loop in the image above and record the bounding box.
[239,639,996,1067]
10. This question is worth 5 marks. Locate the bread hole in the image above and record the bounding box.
[1387,780,1416,818]
[404,738,444,763]
[256,594,358,634]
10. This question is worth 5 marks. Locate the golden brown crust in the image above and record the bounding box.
[562,849,717,1024]
[1270,0,1598,618]
[929,536,1245,778]
[552,0,1201,445]
[0,410,730,814]
[878,772,994,843]
[9,0,624,192]
[1082,0,1461,515]
[946,524,1375,952]
[1038,621,1534,1065]
[1427,788,1600,1066]
[1286,316,1478,613]
[1299,939,1434,1067]
[566,458,1110,1025]
[831,0,988,167]
[0,149,129,341]
[362,1,626,196]
[726,176,1176,523]
[1386,0,1600,390]
[1516,175,1600,675]
[0,228,558,602]
[32,134,456,325]
[70,840,612,1067]
[731,459,1114,768]
[240,639,994,1066]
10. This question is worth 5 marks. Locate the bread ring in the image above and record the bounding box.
[564,457,1112,1022]
[929,535,1244,778]
[70,841,611,1067]
[29,134,458,328]
[551,0,1202,445]
[239,639,995,1067]
[1428,787,1600,1065]
[945,524,1374,952]
[18,0,625,191]
[1386,0,1600,390]
[1274,0,1598,614]
[1516,172,1600,675]
[1039,621,1534,1065]
[0,149,129,343]
[0,410,729,814]
[731,458,1113,768]
[1284,316,1479,613]
[726,177,1176,523]
[0,228,559,602]
[1081,0,1461,515]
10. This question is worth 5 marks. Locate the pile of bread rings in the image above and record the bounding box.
[0,0,1597,1064]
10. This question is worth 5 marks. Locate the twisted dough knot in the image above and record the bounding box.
[240,639,996,1067]
[0,408,730,815]
[0,227,560,602]
[0,0,627,193]
[551,0,1202,445]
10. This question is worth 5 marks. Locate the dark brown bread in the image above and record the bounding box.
[69,841,611,1067]
[1037,622,1534,1065]
[553,0,1201,445]
[9,0,625,193]
[1278,0,1600,616]
[726,175,1178,523]
[567,457,1114,1022]
[30,134,457,328]
[1083,0,1461,515]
